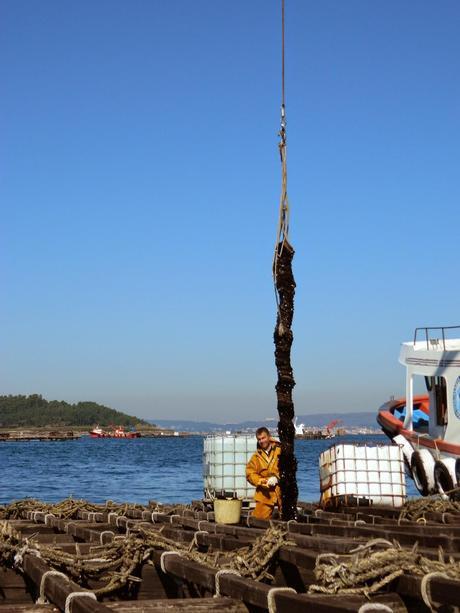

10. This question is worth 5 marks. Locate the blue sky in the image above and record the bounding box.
[2,1,460,422]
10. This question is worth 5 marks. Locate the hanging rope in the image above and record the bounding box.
[273,0,289,278]
[272,0,298,521]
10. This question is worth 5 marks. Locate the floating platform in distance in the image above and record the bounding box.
[0,430,80,442]
[0,428,190,442]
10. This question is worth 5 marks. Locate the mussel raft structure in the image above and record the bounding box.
[2,497,460,611]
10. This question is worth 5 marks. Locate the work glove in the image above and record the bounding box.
[267,476,278,487]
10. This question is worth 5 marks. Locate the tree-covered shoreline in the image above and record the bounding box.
[0,395,149,428]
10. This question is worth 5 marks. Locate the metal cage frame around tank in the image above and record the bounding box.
[203,434,257,500]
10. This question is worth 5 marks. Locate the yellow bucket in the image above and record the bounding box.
[213,499,242,524]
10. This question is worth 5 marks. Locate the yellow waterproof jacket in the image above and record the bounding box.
[246,440,281,505]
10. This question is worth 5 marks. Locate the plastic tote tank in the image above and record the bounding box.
[203,434,257,499]
[319,444,406,508]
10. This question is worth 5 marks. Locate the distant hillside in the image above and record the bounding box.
[149,412,379,432]
[0,395,149,428]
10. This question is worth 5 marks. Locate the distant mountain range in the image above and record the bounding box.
[148,411,379,432]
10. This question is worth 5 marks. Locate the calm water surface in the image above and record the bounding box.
[0,434,419,504]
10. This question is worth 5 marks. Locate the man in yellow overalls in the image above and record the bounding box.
[246,427,281,519]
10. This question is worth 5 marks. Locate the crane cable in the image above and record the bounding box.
[273,0,290,306]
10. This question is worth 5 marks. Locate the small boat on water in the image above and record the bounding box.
[112,426,141,438]
[89,425,141,439]
[294,417,342,440]
[89,426,109,438]
[378,326,460,497]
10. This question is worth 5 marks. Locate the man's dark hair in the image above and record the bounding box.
[256,426,270,437]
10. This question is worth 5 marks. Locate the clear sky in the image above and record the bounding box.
[2,1,460,422]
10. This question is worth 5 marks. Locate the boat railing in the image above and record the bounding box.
[413,326,460,351]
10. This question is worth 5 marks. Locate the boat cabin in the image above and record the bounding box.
[400,326,460,444]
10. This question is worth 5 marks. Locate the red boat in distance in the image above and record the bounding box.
[89,425,141,439]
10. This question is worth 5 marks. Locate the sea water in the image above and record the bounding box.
[0,434,419,504]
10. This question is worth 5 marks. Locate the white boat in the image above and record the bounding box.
[378,326,460,498]
[294,417,305,436]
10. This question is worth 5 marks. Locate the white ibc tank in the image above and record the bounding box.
[203,434,257,499]
[319,444,406,508]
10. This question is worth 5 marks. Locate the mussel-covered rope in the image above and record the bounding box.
[272,0,298,522]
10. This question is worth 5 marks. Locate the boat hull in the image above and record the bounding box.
[378,396,460,457]
[378,396,460,498]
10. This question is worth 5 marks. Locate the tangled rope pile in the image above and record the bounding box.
[0,521,147,596]
[0,498,191,521]
[399,496,460,522]
[140,524,293,581]
[309,539,460,597]
[0,511,292,597]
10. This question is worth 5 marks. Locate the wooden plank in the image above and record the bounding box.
[290,518,460,546]
[214,524,263,539]
[23,534,75,544]
[148,522,366,557]
[300,510,355,523]
[299,522,460,551]
[212,574,277,609]
[104,597,248,611]
[395,573,460,607]
[339,506,402,519]
[133,564,170,600]
[7,525,57,537]
[22,553,112,613]
[0,570,28,589]
[0,605,55,612]
[78,512,105,523]
[273,592,407,613]
[321,520,460,536]
[424,511,460,524]
[291,533,366,553]
[152,550,302,611]
[152,549,275,608]
[279,545,318,570]
[151,551,216,593]
[0,591,35,605]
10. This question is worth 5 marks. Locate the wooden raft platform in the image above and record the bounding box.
[0,431,80,442]
[2,500,460,612]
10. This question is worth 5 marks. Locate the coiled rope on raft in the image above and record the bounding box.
[0,505,293,597]
[0,497,190,521]
[307,497,460,597]
[398,494,460,522]
[309,539,460,598]
[4,498,460,604]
